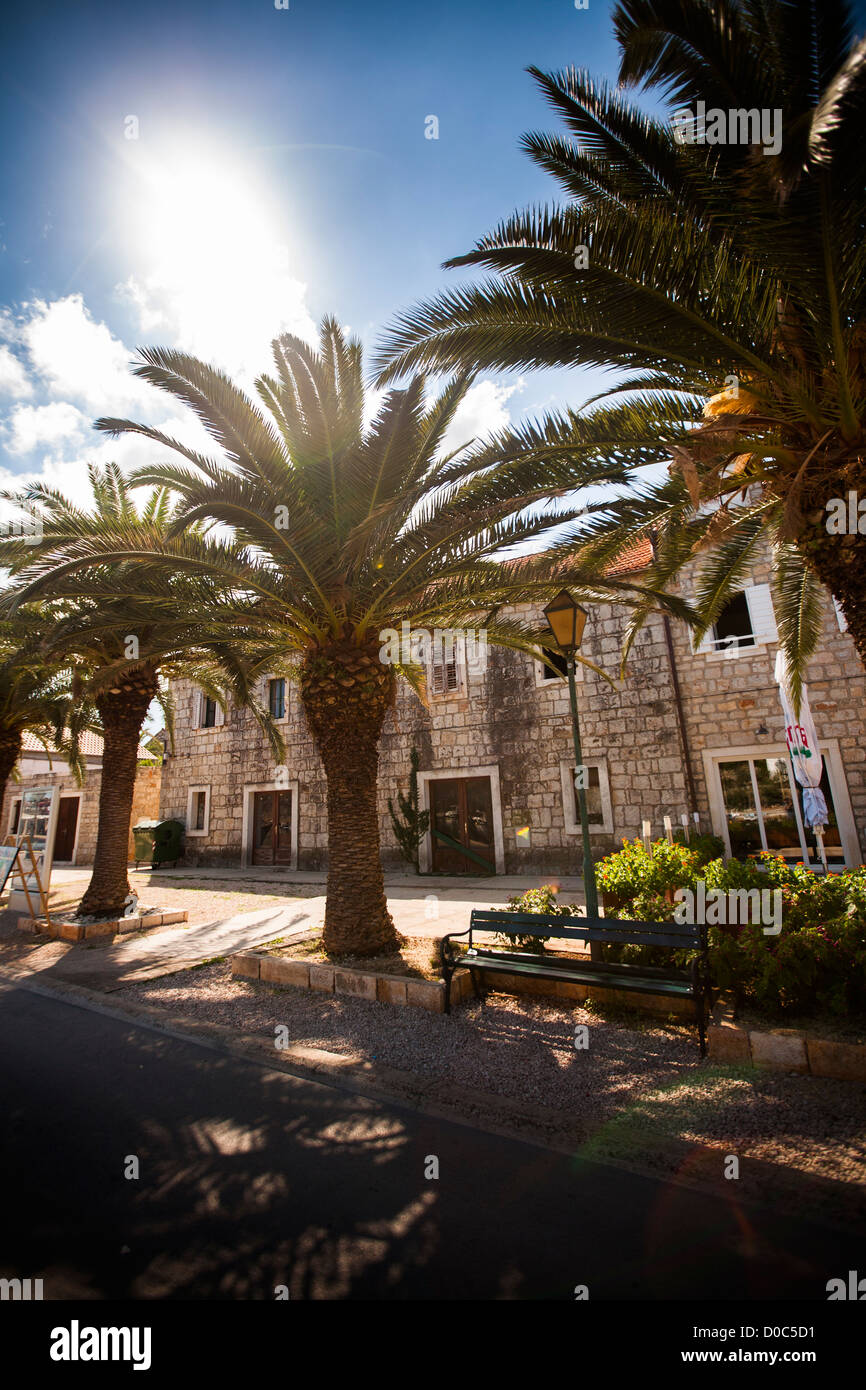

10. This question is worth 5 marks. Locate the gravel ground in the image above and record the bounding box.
[119,961,866,1201]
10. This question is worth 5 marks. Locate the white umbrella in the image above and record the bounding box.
[774,650,830,871]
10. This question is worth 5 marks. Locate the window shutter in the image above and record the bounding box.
[196,690,205,727]
[431,661,445,695]
[833,596,849,632]
[744,583,778,641]
[215,702,225,727]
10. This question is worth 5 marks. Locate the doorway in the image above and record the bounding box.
[54,796,79,862]
[250,789,294,866]
[429,776,495,874]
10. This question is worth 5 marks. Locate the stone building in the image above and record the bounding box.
[1,732,162,866]
[157,542,866,876]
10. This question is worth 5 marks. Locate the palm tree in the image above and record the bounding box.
[0,609,95,811]
[374,0,866,702]
[2,466,286,918]
[12,322,693,955]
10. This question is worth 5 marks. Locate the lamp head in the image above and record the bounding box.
[542,590,587,655]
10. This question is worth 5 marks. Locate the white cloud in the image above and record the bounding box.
[7,401,88,454]
[0,345,32,398]
[441,379,522,457]
[20,294,153,413]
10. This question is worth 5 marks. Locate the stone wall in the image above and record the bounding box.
[156,553,866,876]
[0,761,163,867]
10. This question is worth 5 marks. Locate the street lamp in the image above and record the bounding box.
[543,590,599,923]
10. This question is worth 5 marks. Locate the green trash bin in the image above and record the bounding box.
[132,819,160,869]
[132,818,184,869]
[151,819,184,868]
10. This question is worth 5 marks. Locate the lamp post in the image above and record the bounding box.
[543,590,599,923]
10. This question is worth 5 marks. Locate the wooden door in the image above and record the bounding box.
[54,797,79,862]
[251,790,293,866]
[430,776,494,874]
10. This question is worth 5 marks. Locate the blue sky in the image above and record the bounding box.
[0,0,627,495]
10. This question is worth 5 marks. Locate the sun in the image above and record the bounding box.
[119,142,314,380]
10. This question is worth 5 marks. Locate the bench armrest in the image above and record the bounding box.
[440,927,471,970]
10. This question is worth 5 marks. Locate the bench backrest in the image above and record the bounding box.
[469,909,704,951]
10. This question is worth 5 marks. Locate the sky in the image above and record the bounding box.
[0,0,628,503]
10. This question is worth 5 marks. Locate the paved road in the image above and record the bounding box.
[0,983,858,1301]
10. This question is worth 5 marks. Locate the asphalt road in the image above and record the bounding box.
[0,983,858,1301]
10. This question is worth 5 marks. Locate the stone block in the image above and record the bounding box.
[261,957,309,988]
[60,922,84,942]
[309,963,335,992]
[407,979,445,1013]
[376,976,408,1005]
[807,1037,866,1082]
[707,1022,751,1063]
[335,969,377,1000]
[84,919,120,938]
[140,914,162,928]
[749,1029,808,1073]
[231,952,261,980]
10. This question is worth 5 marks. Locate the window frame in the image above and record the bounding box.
[185,784,211,837]
[559,759,614,836]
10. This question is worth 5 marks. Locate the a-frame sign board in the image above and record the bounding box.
[0,835,52,926]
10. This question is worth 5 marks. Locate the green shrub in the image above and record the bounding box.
[494,883,578,951]
[594,840,866,1018]
[596,837,701,911]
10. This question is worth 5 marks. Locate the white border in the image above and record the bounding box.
[240,779,299,869]
[417,764,505,874]
[701,739,860,867]
[186,784,211,838]
[559,759,614,835]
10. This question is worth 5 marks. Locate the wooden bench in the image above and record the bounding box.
[441,909,712,1053]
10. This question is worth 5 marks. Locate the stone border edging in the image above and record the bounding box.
[231,947,696,1017]
[17,909,188,941]
[707,998,866,1080]
[231,949,475,1011]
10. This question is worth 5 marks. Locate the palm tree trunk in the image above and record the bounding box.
[300,641,399,957]
[78,669,158,919]
[0,728,22,821]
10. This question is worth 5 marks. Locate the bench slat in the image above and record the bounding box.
[470,909,698,936]
[459,954,693,997]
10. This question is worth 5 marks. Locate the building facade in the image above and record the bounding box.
[157,550,866,876]
[0,733,162,866]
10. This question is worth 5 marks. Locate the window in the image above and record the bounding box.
[268,678,286,719]
[697,583,778,656]
[196,692,224,729]
[185,785,211,836]
[430,645,461,696]
[539,648,568,681]
[560,761,613,835]
[712,592,755,650]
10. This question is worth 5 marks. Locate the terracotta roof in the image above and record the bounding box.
[605,537,654,576]
[504,536,654,580]
[20,730,156,760]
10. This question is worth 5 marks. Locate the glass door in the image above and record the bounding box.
[717,755,844,867]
